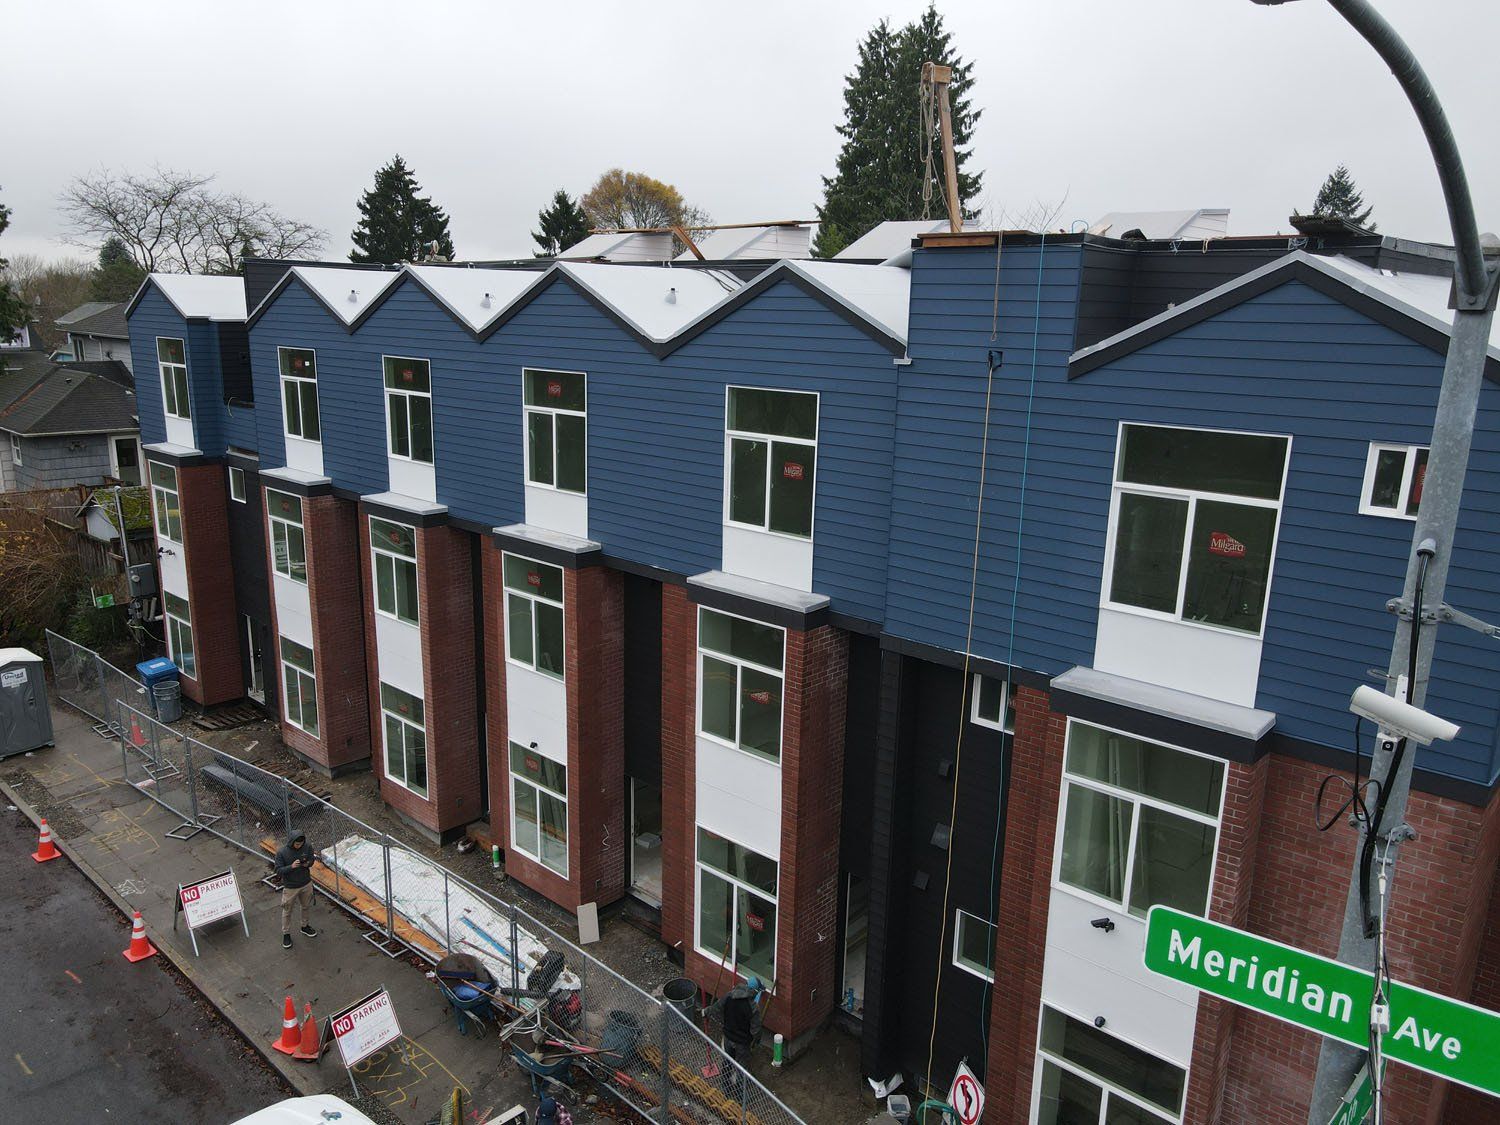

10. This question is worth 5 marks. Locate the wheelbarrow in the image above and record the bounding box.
[509,1039,575,1097]
[434,951,498,1037]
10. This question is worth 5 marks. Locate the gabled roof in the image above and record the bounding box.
[833,219,986,261]
[126,274,247,321]
[1070,250,1500,379]
[673,225,813,263]
[63,301,129,340]
[56,301,118,328]
[557,262,740,342]
[557,231,676,262]
[1088,208,1230,241]
[405,264,548,333]
[285,266,403,325]
[0,353,137,435]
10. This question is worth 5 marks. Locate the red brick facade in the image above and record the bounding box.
[266,491,371,774]
[176,463,241,706]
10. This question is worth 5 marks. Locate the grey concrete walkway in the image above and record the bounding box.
[2,698,538,1124]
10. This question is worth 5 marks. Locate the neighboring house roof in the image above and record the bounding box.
[55,301,117,328]
[77,486,153,533]
[1088,208,1231,241]
[126,274,248,321]
[673,225,814,263]
[1070,250,1500,378]
[62,301,129,341]
[0,351,137,435]
[557,232,676,262]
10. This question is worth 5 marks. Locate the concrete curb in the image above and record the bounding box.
[1,777,322,1099]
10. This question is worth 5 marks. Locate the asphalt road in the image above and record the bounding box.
[0,803,293,1122]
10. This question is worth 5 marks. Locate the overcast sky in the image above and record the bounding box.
[4,0,1496,264]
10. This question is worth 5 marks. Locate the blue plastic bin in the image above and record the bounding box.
[136,657,180,717]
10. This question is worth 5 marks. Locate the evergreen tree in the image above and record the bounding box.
[532,190,591,257]
[813,5,983,258]
[1311,164,1376,231]
[349,155,455,264]
[91,236,148,302]
[0,194,27,343]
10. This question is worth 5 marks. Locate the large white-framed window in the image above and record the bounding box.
[157,337,190,420]
[1104,422,1289,637]
[970,673,1015,733]
[724,386,818,539]
[1034,1004,1187,1125]
[380,683,427,797]
[510,742,568,876]
[952,909,997,982]
[280,637,318,736]
[164,591,196,677]
[697,607,784,763]
[267,490,307,583]
[1054,720,1225,920]
[149,462,182,542]
[1359,442,1427,520]
[370,517,418,625]
[9,432,21,467]
[695,827,778,983]
[382,356,434,464]
[503,554,564,678]
[523,369,586,494]
[228,466,246,503]
[279,347,321,442]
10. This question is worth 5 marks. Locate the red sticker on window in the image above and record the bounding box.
[526,571,541,588]
[547,380,562,398]
[388,529,403,545]
[1208,532,1247,558]
[1409,464,1426,508]
[293,357,305,370]
[748,690,772,706]
[782,462,804,480]
[525,755,540,774]
[401,368,414,383]
[746,913,765,932]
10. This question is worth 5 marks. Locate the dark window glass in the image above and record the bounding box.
[507,593,534,665]
[1369,448,1406,509]
[299,382,320,442]
[509,742,567,796]
[767,441,814,537]
[729,438,767,526]
[555,413,587,493]
[389,393,410,458]
[370,519,415,557]
[699,609,783,670]
[1036,1060,1104,1125]
[1181,500,1278,633]
[157,338,185,365]
[1066,724,1224,816]
[383,358,431,392]
[727,387,817,440]
[700,655,737,743]
[696,828,778,896]
[279,348,316,380]
[1119,425,1286,500]
[528,412,555,486]
[1110,493,1188,613]
[1040,1008,1185,1116]
[524,370,585,412]
[503,556,563,601]
[535,602,564,676]
[1128,806,1217,918]
[1406,447,1429,515]
[409,394,433,463]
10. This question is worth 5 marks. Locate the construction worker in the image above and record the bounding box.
[716,976,765,1092]
[275,831,318,949]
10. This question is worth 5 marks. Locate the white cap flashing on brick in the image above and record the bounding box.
[492,522,600,556]
[1051,666,1275,742]
[261,466,332,488]
[360,490,447,517]
[687,569,829,616]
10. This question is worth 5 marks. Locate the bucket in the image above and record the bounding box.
[662,977,697,1016]
[152,679,182,723]
[599,1009,642,1067]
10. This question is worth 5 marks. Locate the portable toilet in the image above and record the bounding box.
[0,649,53,759]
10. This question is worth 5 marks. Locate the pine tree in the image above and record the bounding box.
[0,194,27,343]
[91,236,147,302]
[532,190,591,257]
[1311,164,1376,231]
[349,156,455,264]
[813,5,983,258]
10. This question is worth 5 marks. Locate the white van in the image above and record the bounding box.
[228,1095,380,1125]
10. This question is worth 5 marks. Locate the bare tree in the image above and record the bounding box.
[1,253,95,348]
[59,165,327,274]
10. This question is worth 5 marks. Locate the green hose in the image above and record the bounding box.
[915,1099,956,1124]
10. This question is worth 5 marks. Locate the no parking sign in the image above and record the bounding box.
[948,1061,985,1125]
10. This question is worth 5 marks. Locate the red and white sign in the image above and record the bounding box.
[745,912,766,933]
[329,988,403,1069]
[947,1062,985,1125]
[178,869,244,930]
[782,462,804,481]
[527,570,542,588]
[747,690,772,706]
[547,380,563,399]
[1207,531,1247,558]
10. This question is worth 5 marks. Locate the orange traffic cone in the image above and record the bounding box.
[292,1002,322,1061]
[122,911,158,962]
[129,714,146,748]
[31,818,60,863]
[272,995,301,1055]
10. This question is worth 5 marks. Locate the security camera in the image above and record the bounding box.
[1349,685,1460,746]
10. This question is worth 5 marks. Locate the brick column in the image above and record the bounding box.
[176,463,241,706]
[267,492,370,774]
[984,685,1067,1124]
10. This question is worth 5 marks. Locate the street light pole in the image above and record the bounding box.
[1250,2,1499,1122]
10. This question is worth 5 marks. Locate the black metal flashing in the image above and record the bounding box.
[259,472,334,500]
[876,631,1044,690]
[359,496,449,529]
[143,446,219,470]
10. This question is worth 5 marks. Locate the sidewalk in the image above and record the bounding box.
[2,699,537,1125]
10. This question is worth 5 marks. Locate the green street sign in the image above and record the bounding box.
[1328,1061,1377,1125]
[93,592,115,608]
[1144,906,1500,1098]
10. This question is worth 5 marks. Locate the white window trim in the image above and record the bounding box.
[1358,441,1426,521]
[9,432,21,467]
[1030,1000,1188,1125]
[1100,420,1291,639]
[268,490,307,584]
[382,354,435,465]
[280,639,318,736]
[722,384,819,542]
[369,516,419,625]
[970,673,1013,733]
[380,687,428,797]
[509,747,569,878]
[693,828,779,983]
[165,596,195,678]
[156,336,191,420]
[951,908,997,983]
[502,552,565,680]
[695,605,786,764]
[521,367,587,495]
[1049,717,1227,920]
[109,433,140,481]
[150,462,183,545]
[278,346,321,443]
[228,466,246,503]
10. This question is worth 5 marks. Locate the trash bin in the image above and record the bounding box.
[662,977,697,1017]
[135,657,180,719]
[599,1009,642,1067]
[152,679,182,724]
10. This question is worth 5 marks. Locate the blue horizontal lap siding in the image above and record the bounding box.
[185,319,226,456]
[125,286,181,447]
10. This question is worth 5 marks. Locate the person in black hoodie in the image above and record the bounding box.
[275,832,318,950]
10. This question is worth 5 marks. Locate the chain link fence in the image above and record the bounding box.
[45,630,804,1125]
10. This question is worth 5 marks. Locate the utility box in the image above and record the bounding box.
[0,649,53,759]
[127,561,158,599]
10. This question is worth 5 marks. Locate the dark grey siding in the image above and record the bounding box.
[14,433,113,490]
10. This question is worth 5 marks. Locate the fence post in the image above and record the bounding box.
[330,818,342,906]
[185,737,200,824]
[442,870,451,952]
[117,701,129,779]
[282,783,293,837]
[94,653,110,725]
[509,901,520,997]
[659,1003,673,1120]
[382,838,396,940]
